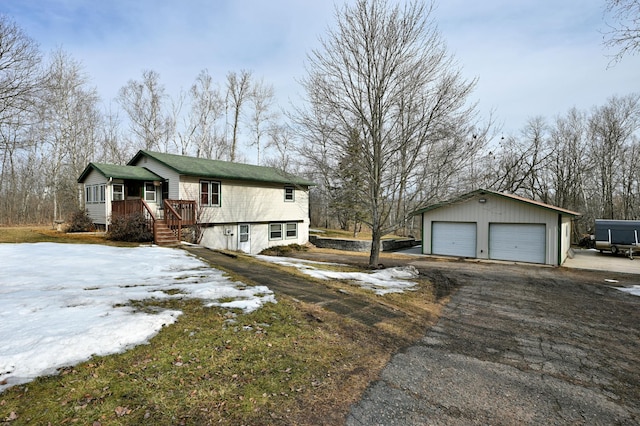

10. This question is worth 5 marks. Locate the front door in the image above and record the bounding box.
[238,224,250,253]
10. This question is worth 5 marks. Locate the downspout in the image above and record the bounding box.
[421,212,425,254]
[106,177,112,232]
[557,214,562,266]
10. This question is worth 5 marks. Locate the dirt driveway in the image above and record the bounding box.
[347,259,640,425]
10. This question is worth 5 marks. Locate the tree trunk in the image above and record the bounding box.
[369,227,382,268]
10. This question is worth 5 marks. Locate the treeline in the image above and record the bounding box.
[1,13,639,242]
[0,16,284,225]
[308,94,640,238]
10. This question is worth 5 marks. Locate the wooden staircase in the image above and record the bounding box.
[154,220,180,246]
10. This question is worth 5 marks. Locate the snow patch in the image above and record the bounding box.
[0,243,274,393]
[255,255,418,295]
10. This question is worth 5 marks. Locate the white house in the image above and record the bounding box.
[77,150,315,254]
[413,189,580,266]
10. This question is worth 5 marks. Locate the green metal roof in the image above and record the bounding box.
[412,188,581,217]
[77,163,163,183]
[129,150,315,186]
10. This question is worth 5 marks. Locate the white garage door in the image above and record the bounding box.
[432,222,477,258]
[489,223,546,264]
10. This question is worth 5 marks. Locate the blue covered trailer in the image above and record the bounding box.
[594,219,640,256]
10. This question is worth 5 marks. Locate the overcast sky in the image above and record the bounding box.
[1,0,638,139]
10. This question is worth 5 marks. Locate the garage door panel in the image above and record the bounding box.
[490,223,545,264]
[432,222,476,258]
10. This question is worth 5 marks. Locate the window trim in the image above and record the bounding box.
[285,222,298,239]
[144,182,156,202]
[85,184,106,204]
[112,183,124,201]
[269,223,283,240]
[200,180,221,207]
[284,186,295,202]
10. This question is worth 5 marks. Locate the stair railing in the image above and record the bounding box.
[140,199,158,243]
[163,199,183,241]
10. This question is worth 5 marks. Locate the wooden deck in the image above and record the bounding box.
[111,199,197,244]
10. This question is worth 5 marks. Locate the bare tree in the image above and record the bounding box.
[99,102,130,164]
[548,108,590,212]
[589,94,640,218]
[604,0,640,63]
[298,0,482,266]
[265,123,296,172]
[225,70,252,161]
[247,78,275,164]
[37,49,101,223]
[0,16,42,223]
[117,69,173,152]
[183,69,224,159]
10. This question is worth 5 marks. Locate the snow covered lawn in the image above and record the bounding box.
[256,255,419,295]
[0,243,275,393]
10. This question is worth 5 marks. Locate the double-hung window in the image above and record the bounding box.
[269,223,283,240]
[144,182,156,202]
[112,184,124,201]
[200,180,221,206]
[270,222,298,240]
[286,223,297,239]
[284,186,295,202]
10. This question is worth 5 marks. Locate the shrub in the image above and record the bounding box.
[259,243,308,256]
[66,210,96,232]
[107,213,154,242]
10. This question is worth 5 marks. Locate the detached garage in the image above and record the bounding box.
[414,189,580,266]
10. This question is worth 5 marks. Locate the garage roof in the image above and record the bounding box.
[412,188,581,217]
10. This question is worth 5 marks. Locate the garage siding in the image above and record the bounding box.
[432,222,477,257]
[421,192,568,265]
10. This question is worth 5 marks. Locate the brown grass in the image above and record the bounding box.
[0,228,443,425]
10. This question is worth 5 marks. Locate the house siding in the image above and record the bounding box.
[129,156,180,199]
[190,177,310,254]
[422,192,571,266]
[82,170,108,225]
[180,177,309,224]
[200,221,308,254]
[79,151,313,253]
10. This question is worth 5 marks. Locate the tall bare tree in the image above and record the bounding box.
[37,49,101,223]
[604,0,640,63]
[225,70,252,161]
[298,0,482,266]
[589,94,640,218]
[247,78,275,164]
[117,69,173,152]
[0,15,42,224]
[184,69,224,159]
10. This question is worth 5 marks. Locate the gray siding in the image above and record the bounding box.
[129,156,181,199]
[422,192,572,266]
[82,170,108,225]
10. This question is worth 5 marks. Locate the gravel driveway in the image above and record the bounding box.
[347,260,640,425]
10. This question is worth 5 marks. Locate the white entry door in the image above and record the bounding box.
[238,224,250,253]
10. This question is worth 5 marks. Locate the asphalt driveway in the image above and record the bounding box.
[347,260,640,425]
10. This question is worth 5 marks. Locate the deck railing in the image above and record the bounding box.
[111,199,157,240]
[111,199,197,243]
[165,200,197,225]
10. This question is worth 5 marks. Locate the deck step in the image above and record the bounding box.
[155,221,180,246]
